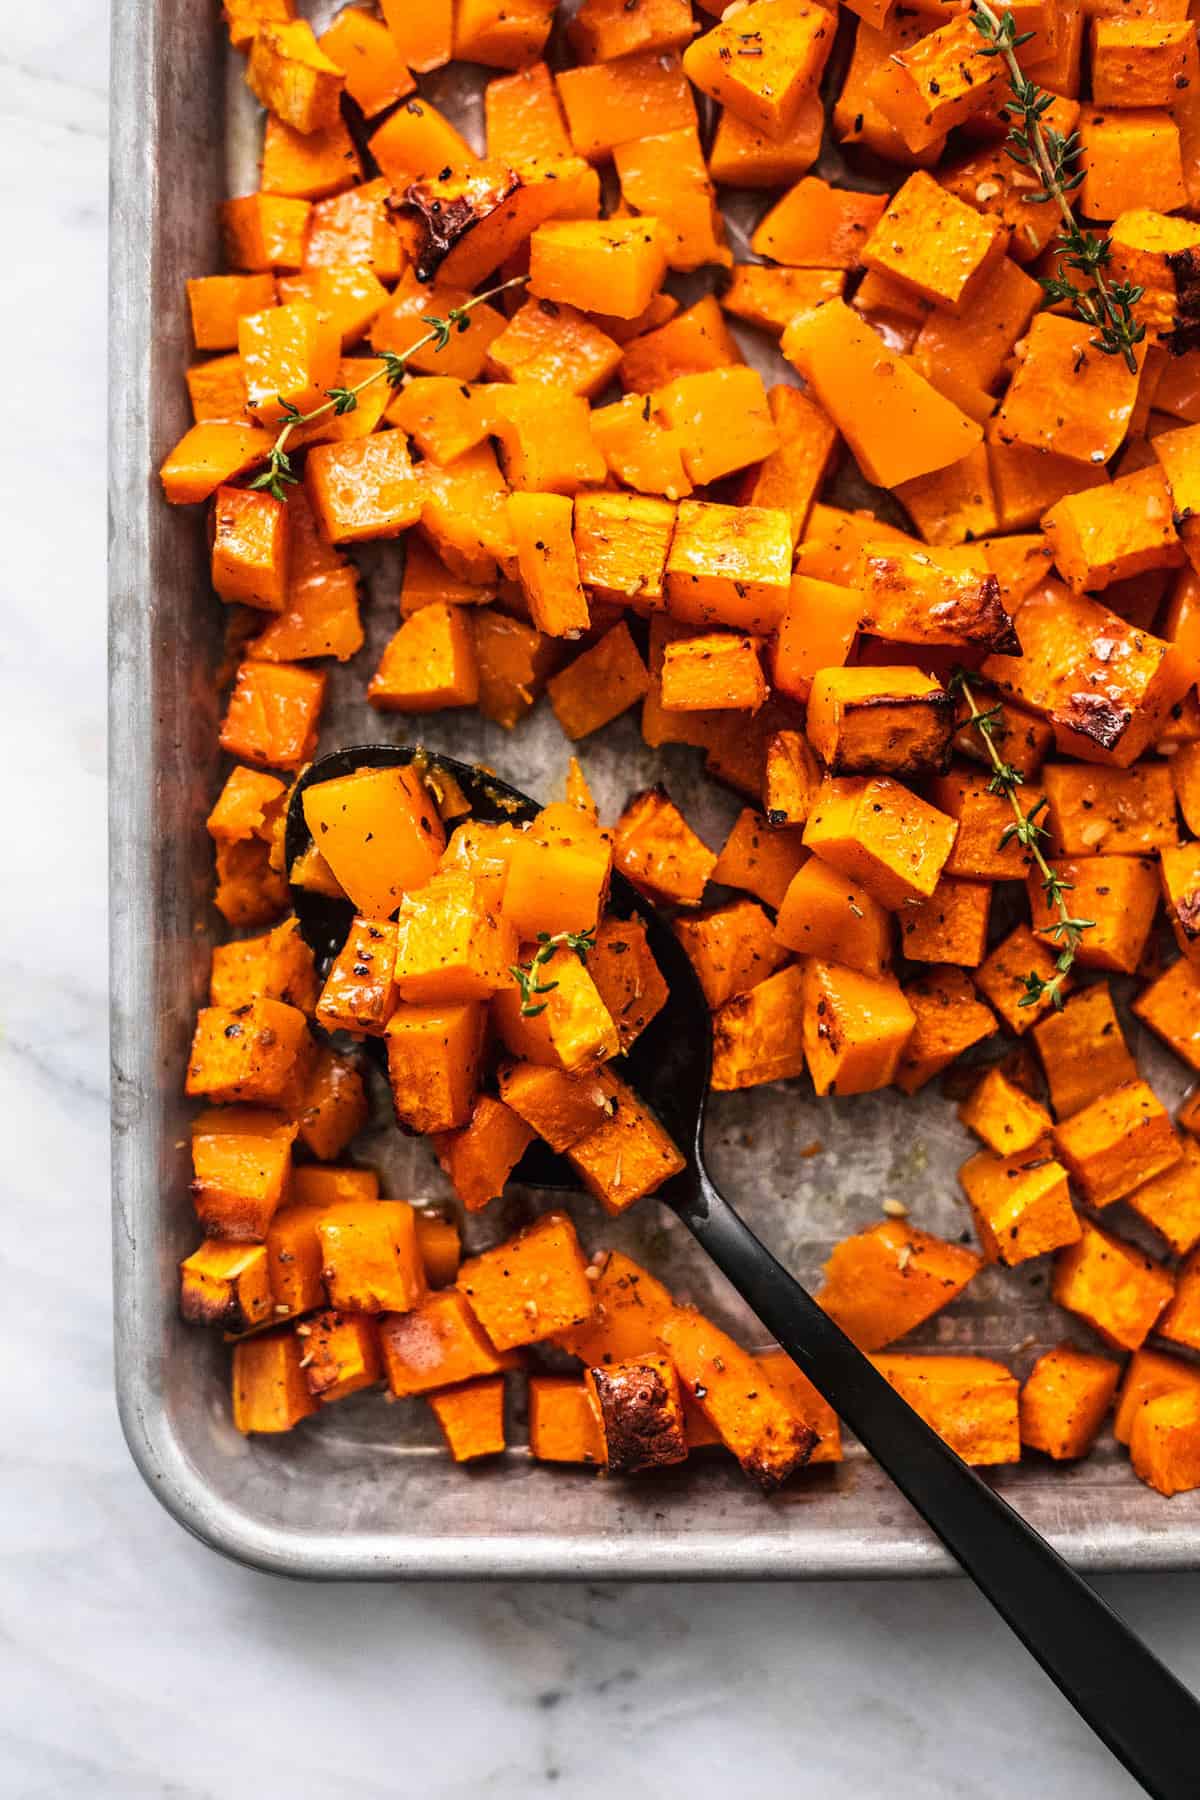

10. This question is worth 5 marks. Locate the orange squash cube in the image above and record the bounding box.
[664,500,793,633]
[774,859,892,976]
[899,877,991,969]
[221,192,311,272]
[1126,1137,1200,1257]
[302,764,445,919]
[973,923,1064,1037]
[871,1354,1020,1466]
[567,1077,686,1212]
[802,960,916,1097]
[315,918,399,1037]
[187,273,277,351]
[232,1331,317,1433]
[432,1094,534,1212]
[658,1306,817,1488]
[996,314,1143,466]
[393,870,516,1003]
[1053,1079,1182,1208]
[549,622,651,737]
[654,366,778,487]
[298,1310,382,1404]
[502,805,613,938]
[711,962,808,1091]
[260,113,363,202]
[296,1046,368,1162]
[682,0,833,138]
[380,1290,514,1397]
[304,179,406,281]
[190,1107,297,1243]
[1027,854,1160,976]
[555,49,696,159]
[816,1219,982,1351]
[180,1240,273,1333]
[807,667,954,776]
[674,899,789,1010]
[614,786,717,907]
[211,485,288,611]
[458,1212,595,1351]
[1130,1388,1200,1496]
[305,432,421,544]
[385,1000,486,1133]
[803,775,957,911]
[492,945,619,1075]
[586,914,669,1052]
[1134,956,1200,1072]
[485,62,572,163]
[368,603,480,711]
[770,575,861,703]
[894,966,996,1095]
[159,421,273,504]
[367,95,475,186]
[318,7,415,117]
[529,218,668,320]
[959,1145,1079,1266]
[507,490,590,637]
[415,1212,461,1289]
[528,1376,605,1463]
[246,20,344,135]
[958,1066,1052,1157]
[498,1060,621,1151]
[1054,1217,1175,1352]
[866,12,1004,153]
[186,998,313,1109]
[315,1199,426,1314]
[219,660,325,772]
[1019,1345,1121,1462]
[209,917,317,1014]
[428,1377,507,1461]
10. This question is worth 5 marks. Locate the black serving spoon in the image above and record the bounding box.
[289,743,1200,1799]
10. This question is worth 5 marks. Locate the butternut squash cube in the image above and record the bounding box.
[246,21,344,135]
[392,870,516,1003]
[221,192,311,272]
[549,622,651,737]
[802,960,916,1097]
[675,900,789,1010]
[305,432,421,544]
[219,660,325,772]
[209,916,317,1014]
[856,545,1017,653]
[664,500,793,632]
[233,1331,317,1434]
[1041,762,1177,856]
[367,603,480,711]
[493,944,620,1075]
[502,804,613,939]
[775,858,892,975]
[871,1354,1020,1466]
[619,293,739,391]
[415,1212,461,1289]
[299,1310,383,1404]
[186,998,313,1109]
[1134,955,1200,1071]
[752,176,887,271]
[1160,841,1200,963]
[959,1145,1079,1266]
[614,786,716,907]
[659,632,766,714]
[529,218,668,319]
[380,1290,514,1397]
[590,396,692,500]
[506,490,590,637]
[304,179,405,280]
[428,1376,507,1462]
[1078,106,1185,222]
[711,808,805,909]
[260,114,362,202]
[291,1167,379,1208]
[528,1376,605,1462]
[782,299,982,490]
[743,385,839,546]
[585,1355,689,1474]
[711,962,808,1091]
[803,775,958,910]
[275,269,389,351]
[1115,1345,1200,1446]
[763,728,822,828]
[485,62,571,162]
[432,1094,535,1212]
[866,12,1005,153]
[895,966,997,1095]
[807,667,954,777]
[1053,1217,1175,1352]
[1027,854,1160,975]
[1107,210,1200,341]
[899,877,991,969]
[211,485,288,612]
[188,272,277,351]
[555,49,696,159]
[316,918,398,1036]
[816,1219,982,1351]
[973,923,1064,1036]
[318,7,414,117]
[588,914,669,1052]
[1127,1138,1200,1257]
[314,1200,425,1315]
[862,171,1006,314]
[190,1107,297,1243]
[367,96,475,187]
[370,273,505,383]
[458,1212,594,1350]
[159,421,273,504]
[654,365,778,486]
[770,575,861,702]
[488,297,622,398]
[296,1046,368,1163]
[1042,464,1183,595]
[709,91,826,186]
[682,0,834,138]
[613,126,727,274]
[181,1240,272,1333]
[498,1060,620,1151]
[1130,1388,1200,1496]
[996,315,1143,466]
[657,1306,817,1488]
[1054,1079,1182,1208]
[402,157,575,289]
[722,265,843,335]
[385,1000,486,1132]
[1019,1345,1120,1462]
[185,353,250,425]
[928,767,1042,882]
[958,1066,1053,1156]
[303,766,443,920]
[554,1249,674,1367]
[567,1074,687,1212]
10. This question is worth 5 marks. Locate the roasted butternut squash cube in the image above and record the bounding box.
[1126,1136,1200,1256]
[899,877,991,970]
[315,1200,425,1315]
[549,623,651,737]
[959,1145,1079,1266]
[318,7,414,116]
[488,297,622,397]
[302,764,444,919]
[751,175,886,271]
[502,804,613,939]
[973,923,1064,1036]
[275,269,389,351]
[1041,762,1177,857]
[305,433,422,545]
[1053,1217,1175,1352]
[1160,841,1200,964]
[428,1376,507,1462]
[232,1331,317,1434]
[1026,853,1160,976]
[587,914,669,1051]
[238,300,340,429]
[159,421,274,503]
[816,1219,982,1351]
[212,838,289,929]
[665,500,793,633]
[371,273,505,383]
[219,660,325,772]
[895,966,996,1096]
[246,20,345,135]
[385,1001,486,1133]
[221,191,312,272]
[210,485,288,612]
[291,1167,378,1208]
[387,379,495,468]
[743,385,838,546]
[862,171,1005,314]
[658,1306,817,1489]
[316,917,399,1036]
[569,0,694,60]
[1115,1345,1200,1448]
[529,218,668,319]
[555,49,696,159]
[209,917,317,1014]
[432,1094,534,1212]
[497,1060,621,1151]
[856,545,1017,653]
[619,293,739,391]
[928,768,1041,882]
[674,899,789,1010]
[682,0,834,138]
[770,575,861,703]
[804,775,957,911]
[485,62,571,162]
[508,491,590,637]
[1130,1388,1200,1496]
[573,496,676,614]
[528,1376,605,1462]
[590,397,692,500]
[554,1249,676,1366]
[1019,1345,1120,1462]
[866,12,1004,153]
[367,95,475,186]
[1053,1080,1182,1209]
[380,1290,514,1397]
[958,1066,1053,1156]
[775,858,891,975]
[1107,210,1200,341]
[186,998,313,1109]
[296,1046,368,1162]
[722,265,843,335]
[654,366,778,486]
[1043,464,1183,597]
[188,273,277,350]
[368,602,480,711]
[763,729,822,829]
[710,90,826,186]
[402,157,568,289]
[585,1355,689,1475]
[782,299,982,490]
[711,962,808,1090]
[871,1354,1020,1466]
[181,1240,272,1333]
[190,1107,297,1242]
[471,609,558,729]
[299,1310,383,1404]
[614,126,728,274]
[710,808,805,910]
[806,667,954,777]
[493,944,620,1075]
[802,960,916,1097]
[996,315,1143,466]
[755,1350,841,1465]
[1079,106,1186,221]
[1134,955,1200,1071]
[392,870,516,1004]
[614,786,716,907]
[185,353,250,425]
[659,632,766,714]
[304,178,405,280]
[458,1212,594,1350]
[567,1075,686,1212]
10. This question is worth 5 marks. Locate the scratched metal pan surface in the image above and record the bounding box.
[109,0,1200,1578]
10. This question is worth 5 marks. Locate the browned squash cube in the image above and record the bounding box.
[1133,957,1200,1073]
[190,1107,297,1242]
[180,1240,272,1333]
[386,1000,487,1132]
[895,967,996,1095]
[712,962,808,1091]
[806,666,954,776]
[298,1310,382,1403]
[432,1094,535,1213]
[802,961,916,1097]
[959,1146,1080,1266]
[899,877,991,969]
[315,1200,427,1315]
[957,1066,1052,1156]
[614,785,716,907]
[458,1212,595,1350]
[554,1250,676,1368]
[566,1074,687,1213]
[586,915,669,1052]
[657,1306,817,1490]
[1027,855,1160,977]
[380,1290,515,1397]
[1033,981,1138,1119]
[315,918,399,1037]
[1126,1137,1200,1257]
[186,998,313,1109]
[804,776,958,910]
[585,1354,690,1475]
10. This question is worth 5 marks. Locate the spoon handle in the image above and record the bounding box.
[678,1167,1200,1800]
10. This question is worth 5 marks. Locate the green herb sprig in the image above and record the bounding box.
[248,273,529,503]
[952,673,1093,1011]
[969,1,1145,373]
[511,930,598,1018]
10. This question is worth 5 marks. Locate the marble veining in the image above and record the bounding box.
[1,2,1197,1792]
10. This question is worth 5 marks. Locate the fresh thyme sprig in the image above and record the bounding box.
[969,1,1145,373]
[951,673,1093,1011]
[511,930,598,1018]
[247,273,529,503]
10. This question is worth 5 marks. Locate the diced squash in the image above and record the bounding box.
[246,21,345,136]
[1026,854,1160,976]
[895,966,996,1095]
[675,900,790,1010]
[1134,956,1200,1071]
[493,943,619,1075]
[302,765,445,917]
[1115,1345,1200,1445]
[1126,1137,1200,1256]
[567,1074,687,1212]
[1130,1389,1200,1496]
[1019,1345,1121,1462]
[655,366,778,487]
[190,1107,297,1243]
[871,1354,1020,1466]
[614,786,716,907]
[429,1376,507,1461]
[958,1066,1052,1156]
[385,1000,486,1132]
[233,1332,317,1433]
[856,544,1017,653]
[299,1311,383,1404]
[658,1306,817,1489]
[665,500,793,633]
[899,877,991,969]
[816,1219,981,1351]
[433,1095,535,1211]
[180,1240,272,1333]
[458,1212,594,1350]
[775,859,891,975]
[960,1144,1079,1265]
[682,0,834,138]
[802,960,916,1097]
[296,1047,368,1162]
[528,1376,605,1462]
[1053,1217,1175,1352]
[583,915,669,1052]
[549,623,651,738]
[368,603,480,711]
[770,576,861,703]
[711,962,808,1091]
[996,314,1143,466]
[186,998,313,1110]
[379,1290,513,1397]
[807,667,954,776]
[555,49,696,159]
[529,218,668,320]
[804,775,958,910]
[314,1200,425,1315]
[318,8,415,116]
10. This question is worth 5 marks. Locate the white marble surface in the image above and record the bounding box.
[4,4,1200,1793]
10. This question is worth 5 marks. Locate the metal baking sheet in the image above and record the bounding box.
[109,0,1200,1577]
